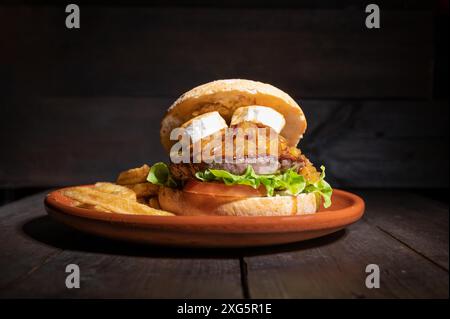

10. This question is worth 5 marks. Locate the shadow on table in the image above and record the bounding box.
[22,215,346,259]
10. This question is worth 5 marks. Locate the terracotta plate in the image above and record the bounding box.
[44,187,364,248]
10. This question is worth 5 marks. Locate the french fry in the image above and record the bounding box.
[93,205,112,213]
[116,164,150,185]
[72,199,83,206]
[73,202,111,213]
[126,182,159,198]
[94,182,136,200]
[62,187,174,216]
[148,197,160,209]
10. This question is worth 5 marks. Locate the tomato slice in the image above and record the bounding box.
[183,179,265,197]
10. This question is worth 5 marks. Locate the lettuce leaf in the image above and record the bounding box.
[148,162,333,208]
[147,162,177,188]
[304,166,333,208]
[196,165,333,208]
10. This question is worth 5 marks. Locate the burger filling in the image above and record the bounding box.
[148,109,332,208]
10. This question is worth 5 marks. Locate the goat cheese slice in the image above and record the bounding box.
[230,105,286,133]
[181,111,227,143]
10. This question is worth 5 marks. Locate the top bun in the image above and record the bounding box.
[160,79,307,152]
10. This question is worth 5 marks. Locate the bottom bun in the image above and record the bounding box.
[158,187,319,216]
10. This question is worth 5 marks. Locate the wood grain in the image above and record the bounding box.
[0,5,445,189]
[303,100,449,188]
[0,98,447,187]
[2,249,243,298]
[243,219,448,298]
[0,191,243,298]
[0,2,448,298]
[1,6,433,98]
[362,190,449,270]
[0,190,448,298]
[242,191,449,298]
[0,193,61,290]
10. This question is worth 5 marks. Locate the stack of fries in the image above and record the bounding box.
[61,165,174,216]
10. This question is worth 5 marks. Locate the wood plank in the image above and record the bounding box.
[1,98,447,187]
[361,190,449,270]
[302,100,449,188]
[0,192,243,298]
[243,209,448,298]
[1,6,433,98]
[0,190,448,298]
[0,97,170,187]
[0,192,63,290]
[2,248,243,298]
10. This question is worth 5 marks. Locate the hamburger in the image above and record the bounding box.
[148,79,332,216]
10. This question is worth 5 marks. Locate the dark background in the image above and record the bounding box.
[0,0,448,204]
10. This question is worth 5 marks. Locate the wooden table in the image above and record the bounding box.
[0,190,447,298]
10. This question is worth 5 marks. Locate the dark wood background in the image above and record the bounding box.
[0,1,448,199]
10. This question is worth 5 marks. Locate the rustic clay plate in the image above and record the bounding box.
[44,187,364,248]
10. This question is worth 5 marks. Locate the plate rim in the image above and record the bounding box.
[44,187,365,233]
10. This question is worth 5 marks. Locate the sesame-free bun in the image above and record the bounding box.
[160,79,307,152]
[158,187,319,216]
